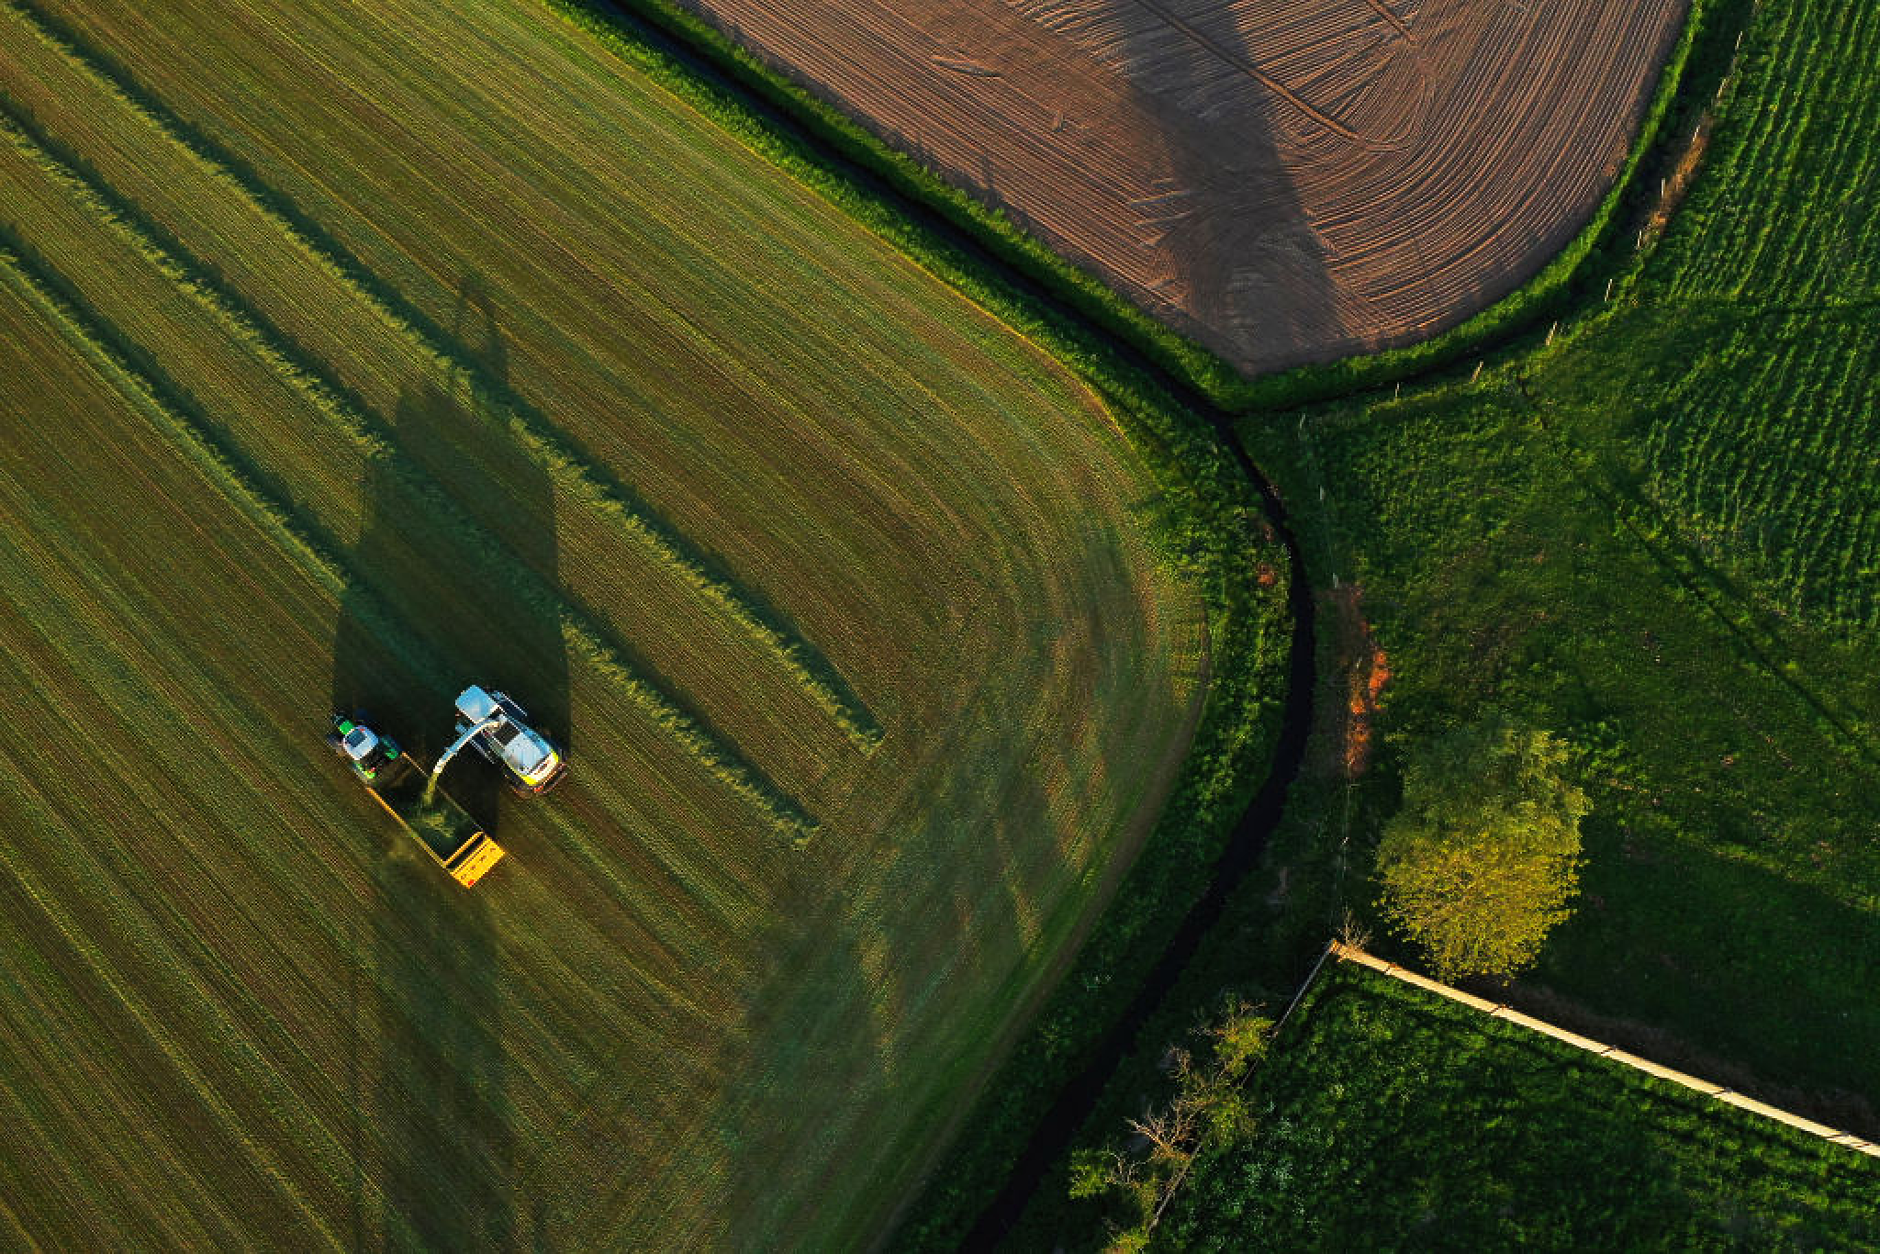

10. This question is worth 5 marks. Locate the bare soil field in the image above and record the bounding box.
[674,0,1685,373]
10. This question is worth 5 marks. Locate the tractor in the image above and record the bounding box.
[325,712,404,784]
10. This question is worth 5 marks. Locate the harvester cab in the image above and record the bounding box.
[325,713,405,785]
[438,684,567,796]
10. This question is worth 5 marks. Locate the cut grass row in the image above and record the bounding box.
[1,0,1229,1245]
[4,0,1146,796]
[0,98,823,842]
[0,282,763,1248]
[3,0,881,751]
[0,169,817,843]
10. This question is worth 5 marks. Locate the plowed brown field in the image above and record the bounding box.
[674,0,1685,373]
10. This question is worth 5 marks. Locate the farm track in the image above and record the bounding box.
[667,0,1686,373]
[0,0,1215,1245]
[2,0,881,754]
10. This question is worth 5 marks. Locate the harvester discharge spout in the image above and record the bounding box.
[425,710,503,802]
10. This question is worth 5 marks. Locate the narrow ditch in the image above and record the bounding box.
[570,1,1323,1241]
[962,432,1316,1247]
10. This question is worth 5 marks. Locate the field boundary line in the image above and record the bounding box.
[1,0,880,753]
[1329,942,1880,1160]
[0,227,815,845]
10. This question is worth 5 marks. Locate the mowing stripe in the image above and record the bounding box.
[0,229,816,844]
[0,278,756,1195]
[3,0,880,751]
[0,808,342,1248]
[0,96,823,841]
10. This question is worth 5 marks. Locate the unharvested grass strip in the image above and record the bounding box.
[0,227,816,844]
[0,96,818,838]
[3,0,878,751]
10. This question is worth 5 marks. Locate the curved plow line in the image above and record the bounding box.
[4,0,879,752]
[0,232,815,846]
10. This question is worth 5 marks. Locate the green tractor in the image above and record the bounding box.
[325,712,405,784]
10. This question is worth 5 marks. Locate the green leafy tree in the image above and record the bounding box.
[1375,721,1590,981]
[1070,1001,1272,1251]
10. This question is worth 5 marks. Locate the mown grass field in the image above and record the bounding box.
[1157,961,1880,1250]
[0,0,1282,1245]
[1241,0,1880,1136]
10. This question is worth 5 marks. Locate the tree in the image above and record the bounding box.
[1070,1001,1272,1251]
[1375,720,1590,981]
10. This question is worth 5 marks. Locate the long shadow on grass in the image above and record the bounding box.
[336,280,569,1250]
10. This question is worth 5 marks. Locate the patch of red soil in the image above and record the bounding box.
[1313,582,1389,779]
[1338,587,1390,776]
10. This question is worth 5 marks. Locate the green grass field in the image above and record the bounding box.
[1156,961,1880,1250]
[0,0,1279,1245]
[1241,0,1880,1131]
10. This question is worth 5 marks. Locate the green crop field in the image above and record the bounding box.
[1624,4,1880,628]
[1157,961,1880,1250]
[1237,0,1880,1142]
[0,0,1296,1246]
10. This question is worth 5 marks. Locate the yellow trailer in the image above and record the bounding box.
[367,756,505,887]
[330,714,506,887]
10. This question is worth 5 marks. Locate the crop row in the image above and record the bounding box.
[1614,1,1880,630]
[0,223,817,844]
[4,0,880,751]
[1655,3,1880,306]
[1639,309,1880,628]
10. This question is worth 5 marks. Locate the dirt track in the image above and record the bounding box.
[674,0,1684,373]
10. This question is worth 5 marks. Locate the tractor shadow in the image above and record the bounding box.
[333,276,568,1250]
